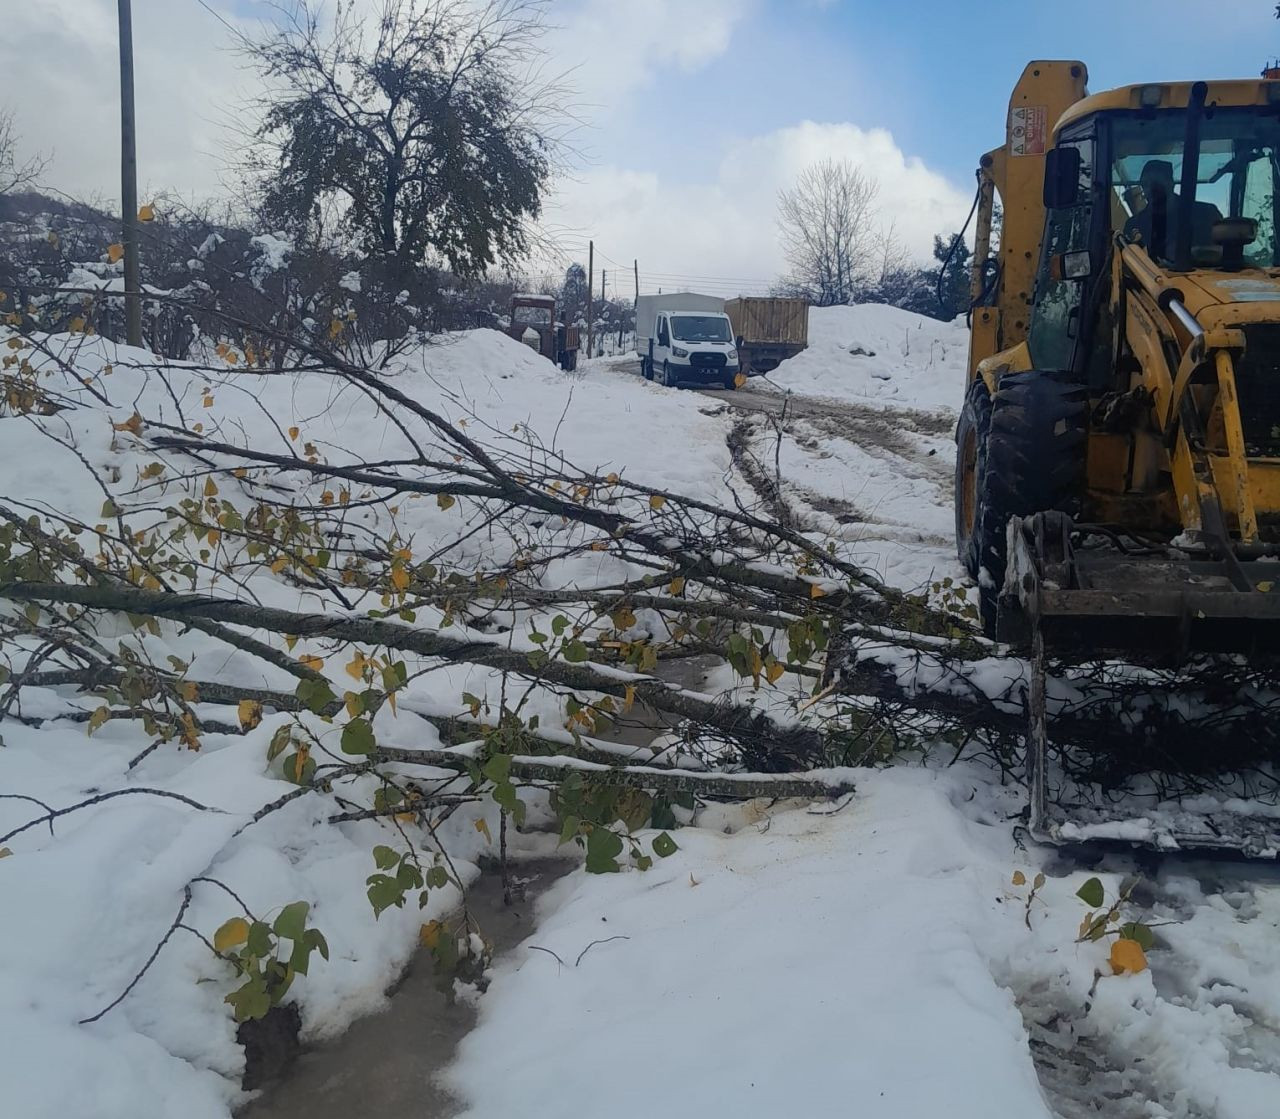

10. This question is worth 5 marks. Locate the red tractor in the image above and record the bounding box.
[507,295,580,371]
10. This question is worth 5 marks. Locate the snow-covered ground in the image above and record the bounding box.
[6,312,1280,1119]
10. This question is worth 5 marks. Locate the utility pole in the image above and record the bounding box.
[634,259,640,350]
[118,0,143,347]
[585,240,594,360]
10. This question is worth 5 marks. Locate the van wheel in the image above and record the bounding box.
[642,358,652,381]
[662,361,676,388]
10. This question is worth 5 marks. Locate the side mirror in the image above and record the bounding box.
[1043,145,1082,209]
[1049,250,1092,282]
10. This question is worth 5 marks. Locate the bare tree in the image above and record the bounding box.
[776,159,880,306]
[0,109,48,196]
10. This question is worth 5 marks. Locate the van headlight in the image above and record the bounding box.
[672,346,689,358]
[728,349,738,361]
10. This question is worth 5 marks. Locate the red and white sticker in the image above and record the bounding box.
[1010,105,1047,156]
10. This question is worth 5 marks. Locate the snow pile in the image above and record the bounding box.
[767,304,968,413]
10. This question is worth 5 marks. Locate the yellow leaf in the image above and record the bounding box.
[474,817,492,844]
[606,472,620,485]
[765,660,785,685]
[1012,870,1027,886]
[0,848,11,859]
[1110,937,1148,975]
[1259,581,1275,593]
[338,488,350,505]
[390,565,410,592]
[734,372,748,388]
[47,231,59,248]
[344,691,363,717]
[232,468,248,479]
[87,706,111,734]
[237,699,263,731]
[138,203,156,222]
[204,477,219,497]
[590,539,607,551]
[299,655,324,672]
[648,494,666,511]
[288,426,300,441]
[225,351,239,365]
[270,556,289,574]
[623,685,636,712]
[213,916,250,953]
[206,529,221,548]
[112,411,144,436]
[180,681,199,703]
[106,243,124,263]
[437,493,456,511]
[668,576,685,595]
[320,490,335,506]
[809,583,827,599]
[202,393,214,408]
[419,920,443,950]
[345,652,367,680]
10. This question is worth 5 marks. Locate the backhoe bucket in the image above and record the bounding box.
[999,513,1280,857]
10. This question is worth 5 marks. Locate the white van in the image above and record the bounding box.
[634,293,740,389]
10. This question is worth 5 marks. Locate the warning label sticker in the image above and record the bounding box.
[1009,105,1047,157]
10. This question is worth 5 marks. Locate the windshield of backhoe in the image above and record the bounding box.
[1110,108,1280,269]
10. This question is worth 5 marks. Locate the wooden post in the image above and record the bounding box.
[118,0,143,348]
[585,240,594,361]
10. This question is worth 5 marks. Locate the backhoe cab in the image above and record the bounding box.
[956,63,1280,853]
[959,63,1280,652]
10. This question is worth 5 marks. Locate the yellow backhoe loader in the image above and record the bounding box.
[956,62,1280,854]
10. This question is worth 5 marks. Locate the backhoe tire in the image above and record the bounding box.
[954,379,993,579]
[970,371,1089,636]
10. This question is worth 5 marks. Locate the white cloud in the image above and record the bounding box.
[558,0,753,107]
[544,121,971,294]
[1,0,255,206]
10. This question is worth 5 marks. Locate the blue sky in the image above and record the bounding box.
[6,0,1277,289]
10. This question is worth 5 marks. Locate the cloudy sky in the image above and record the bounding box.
[2,0,1271,295]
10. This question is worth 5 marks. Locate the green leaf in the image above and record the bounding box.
[551,615,569,635]
[296,677,336,714]
[396,860,424,890]
[367,877,404,917]
[306,928,329,960]
[281,751,315,786]
[1076,877,1105,909]
[246,920,274,958]
[584,827,624,874]
[562,639,589,663]
[634,854,653,871]
[288,937,314,977]
[482,753,512,784]
[529,631,547,645]
[558,814,581,845]
[1120,922,1155,951]
[426,866,449,889]
[226,976,271,1022]
[652,832,679,858]
[372,845,399,870]
[272,900,310,942]
[340,717,376,755]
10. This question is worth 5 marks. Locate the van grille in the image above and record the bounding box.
[689,352,727,369]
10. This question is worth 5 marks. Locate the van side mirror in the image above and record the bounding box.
[1043,146,1082,209]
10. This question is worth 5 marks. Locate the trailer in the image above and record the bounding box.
[507,294,579,371]
[725,297,808,375]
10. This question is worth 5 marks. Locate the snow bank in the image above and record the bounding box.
[0,325,737,1118]
[767,304,968,413]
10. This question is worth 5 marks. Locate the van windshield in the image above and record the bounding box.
[670,315,731,342]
